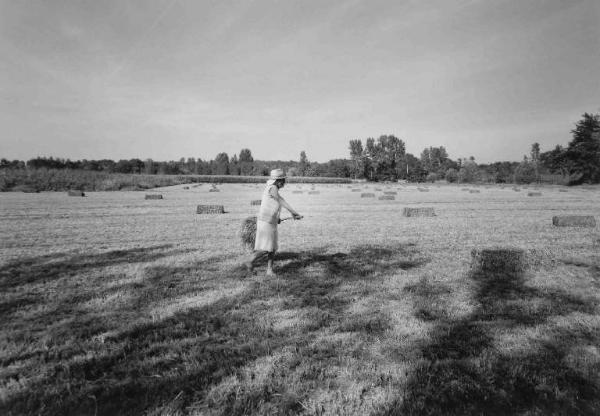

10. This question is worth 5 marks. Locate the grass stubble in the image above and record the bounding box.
[1,184,599,415]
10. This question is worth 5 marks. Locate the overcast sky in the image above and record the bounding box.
[1,0,599,163]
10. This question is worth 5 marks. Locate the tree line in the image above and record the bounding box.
[2,112,598,184]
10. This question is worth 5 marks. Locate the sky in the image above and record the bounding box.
[1,0,599,163]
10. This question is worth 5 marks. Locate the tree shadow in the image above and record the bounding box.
[2,243,429,416]
[380,257,600,415]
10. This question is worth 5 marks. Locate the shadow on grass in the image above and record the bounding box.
[1,243,428,416]
[380,258,600,415]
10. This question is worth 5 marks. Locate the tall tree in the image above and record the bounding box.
[530,142,540,182]
[239,148,254,175]
[299,151,309,176]
[214,153,230,175]
[565,113,600,183]
[349,139,364,179]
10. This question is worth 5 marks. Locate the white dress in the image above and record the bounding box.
[254,184,281,252]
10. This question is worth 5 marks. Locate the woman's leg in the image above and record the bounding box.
[266,252,275,275]
[246,250,269,271]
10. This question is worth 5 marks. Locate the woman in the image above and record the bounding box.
[246,168,302,275]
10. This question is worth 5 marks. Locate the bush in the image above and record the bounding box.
[426,172,439,183]
[514,162,537,184]
[445,168,458,183]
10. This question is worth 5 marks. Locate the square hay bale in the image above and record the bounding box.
[378,195,395,200]
[197,204,225,214]
[145,194,163,200]
[183,186,190,190]
[469,189,480,194]
[461,188,470,191]
[527,192,542,197]
[470,247,526,274]
[558,189,568,192]
[384,191,397,195]
[293,190,304,194]
[402,207,435,217]
[361,193,375,198]
[209,188,220,192]
[552,215,596,228]
[513,187,521,192]
[68,190,85,197]
[374,188,382,191]
[417,187,429,192]
[308,191,320,195]
[250,200,261,206]
[351,189,361,192]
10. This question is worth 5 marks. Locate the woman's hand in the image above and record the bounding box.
[293,213,303,220]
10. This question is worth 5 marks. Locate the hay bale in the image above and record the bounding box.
[527,192,542,197]
[379,195,395,200]
[558,189,568,192]
[197,204,225,214]
[470,247,526,274]
[374,188,382,191]
[384,191,397,195]
[402,207,435,217]
[293,190,304,194]
[240,216,257,249]
[417,187,429,192]
[469,189,480,194]
[513,187,521,192]
[351,189,361,192]
[361,193,375,198]
[145,194,163,200]
[209,188,220,193]
[183,186,190,190]
[308,191,320,195]
[68,190,85,197]
[250,200,261,206]
[552,215,596,228]
[461,188,470,191]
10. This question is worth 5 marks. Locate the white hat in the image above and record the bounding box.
[269,169,286,180]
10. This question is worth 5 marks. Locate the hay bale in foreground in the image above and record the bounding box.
[402,207,435,217]
[552,215,596,228]
[471,247,526,274]
[240,216,257,249]
[528,192,542,197]
[250,200,261,206]
[197,205,225,214]
[379,195,395,200]
[68,190,85,197]
[361,193,375,198]
[145,194,163,200]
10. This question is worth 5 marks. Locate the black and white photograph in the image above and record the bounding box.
[1,1,600,414]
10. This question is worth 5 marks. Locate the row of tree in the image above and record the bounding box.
[2,112,598,184]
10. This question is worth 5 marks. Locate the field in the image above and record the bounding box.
[1,182,600,415]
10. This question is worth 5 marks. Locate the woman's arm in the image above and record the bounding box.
[279,196,302,219]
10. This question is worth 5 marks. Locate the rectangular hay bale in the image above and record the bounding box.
[384,191,397,195]
[402,207,435,217]
[527,192,542,197]
[197,204,225,214]
[552,215,596,228]
[68,190,85,197]
[469,190,480,194]
[145,194,163,200]
[250,200,261,206]
[361,193,375,198]
[417,188,429,192]
[378,195,395,200]
[308,191,320,195]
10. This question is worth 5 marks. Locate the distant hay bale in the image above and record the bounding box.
[384,191,397,195]
[461,188,470,191]
[145,194,163,200]
[527,192,542,197]
[417,188,429,192]
[374,188,382,191]
[240,216,257,249]
[469,190,480,194]
[513,187,521,192]
[250,199,261,206]
[470,247,526,274]
[197,204,225,214]
[308,191,320,195]
[351,189,361,192]
[209,188,220,192]
[293,190,304,194]
[552,215,596,228]
[378,195,395,200]
[558,189,568,192]
[361,193,375,198]
[183,186,190,190]
[402,207,435,217]
[68,190,85,197]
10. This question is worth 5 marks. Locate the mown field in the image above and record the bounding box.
[1,182,600,415]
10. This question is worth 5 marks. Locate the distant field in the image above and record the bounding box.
[1,183,600,415]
